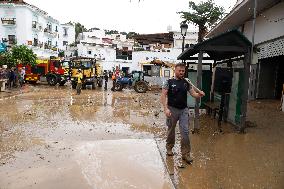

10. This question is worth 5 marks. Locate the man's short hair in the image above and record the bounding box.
[175,63,186,69]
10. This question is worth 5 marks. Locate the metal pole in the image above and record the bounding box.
[194,51,203,130]
[182,35,185,53]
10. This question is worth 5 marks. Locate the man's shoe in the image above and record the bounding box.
[166,149,174,156]
[182,155,193,164]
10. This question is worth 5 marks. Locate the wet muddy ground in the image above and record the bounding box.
[0,84,283,189]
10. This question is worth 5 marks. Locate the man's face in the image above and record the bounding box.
[175,66,185,79]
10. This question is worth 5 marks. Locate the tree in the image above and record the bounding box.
[126,32,139,39]
[11,45,37,66]
[58,50,65,58]
[0,51,15,68]
[75,22,87,41]
[178,0,224,42]
[0,45,36,68]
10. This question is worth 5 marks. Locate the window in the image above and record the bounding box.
[64,28,68,36]
[63,41,68,46]
[55,26,58,32]
[33,38,38,46]
[8,35,16,44]
[88,50,92,55]
[32,21,37,28]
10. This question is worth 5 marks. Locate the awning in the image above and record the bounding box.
[177,30,252,61]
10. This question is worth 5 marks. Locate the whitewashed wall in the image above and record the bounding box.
[243,2,284,45]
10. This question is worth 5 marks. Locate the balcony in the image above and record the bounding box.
[1,18,16,26]
[44,43,52,50]
[32,21,42,32]
[2,38,16,46]
[44,28,57,38]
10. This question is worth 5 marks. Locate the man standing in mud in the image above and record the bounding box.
[161,63,205,164]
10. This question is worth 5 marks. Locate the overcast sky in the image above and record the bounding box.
[25,0,236,34]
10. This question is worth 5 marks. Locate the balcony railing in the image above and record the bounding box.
[2,38,8,43]
[44,28,57,37]
[32,22,42,31]
[44,43,52,50]
[1,18,16,26]
[2,38,16,45]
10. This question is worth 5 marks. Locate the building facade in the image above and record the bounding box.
[77,29,134,72]
[58,23,75,57]
[0,0,75,59]
[207,0,284,101]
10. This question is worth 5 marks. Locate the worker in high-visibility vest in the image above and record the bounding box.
[76,69,83,95]
[111,73,116,91]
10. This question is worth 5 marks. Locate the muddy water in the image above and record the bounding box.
[0,85,284,189]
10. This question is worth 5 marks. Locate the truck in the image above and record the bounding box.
[69,57,103,89]
[18,57,68,86]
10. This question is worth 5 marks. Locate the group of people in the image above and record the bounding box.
[75,69,119,95]
[0,66,25,89]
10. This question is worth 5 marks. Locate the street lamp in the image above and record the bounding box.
[180,22,188,52]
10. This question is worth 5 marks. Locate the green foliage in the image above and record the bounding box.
[75,22,87,40]
[58,50,65,57]
[178,0,224,41]
[126,32,139,39]
[0,51,15,68]
[120,32,128,35]
[11,45,37,66]
[0,45,36,68]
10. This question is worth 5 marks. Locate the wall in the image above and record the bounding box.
[132,49,182,71]
[0,3,60,58]
[243,2,284,45]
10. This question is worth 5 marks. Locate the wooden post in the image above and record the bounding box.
[194,51,203,130]
[240,48,251,133]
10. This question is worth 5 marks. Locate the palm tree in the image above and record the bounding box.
[178,0,225,42]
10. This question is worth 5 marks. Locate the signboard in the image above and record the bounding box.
[0,43,7,53]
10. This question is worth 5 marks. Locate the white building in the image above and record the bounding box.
[77,30,134,73]
[132,30,199,74]
[59,23,75,57]
[0,0,62,58]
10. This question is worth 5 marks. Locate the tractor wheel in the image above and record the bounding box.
[115,83,123,91]
[134,81,147,93]
[92,82,96,90]
[47,75,57,86]
[71,81,77,89]
[59,81,66,86]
